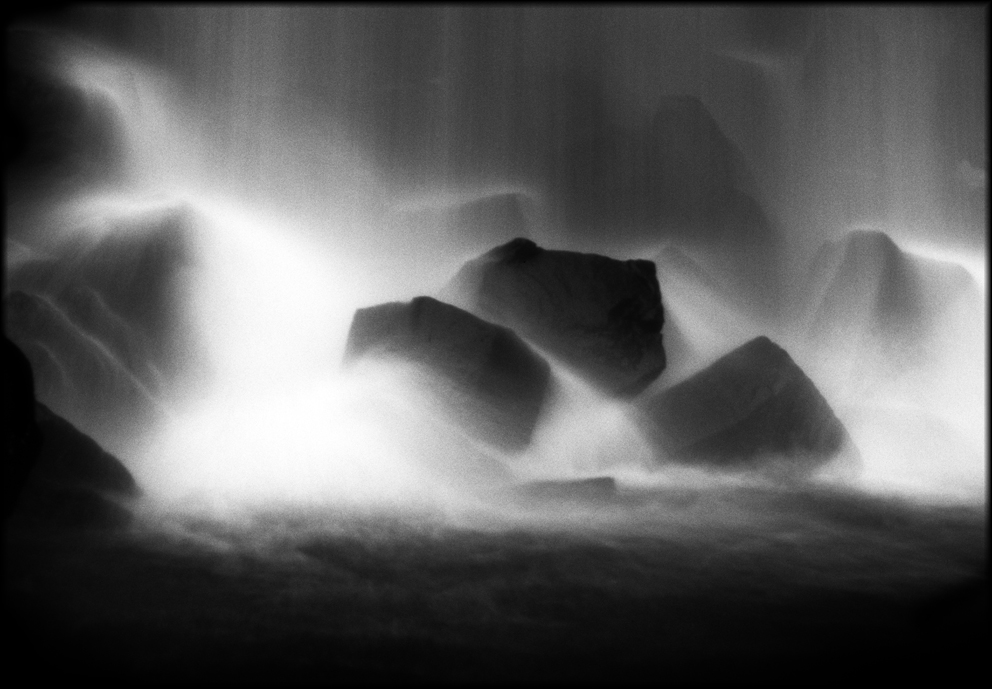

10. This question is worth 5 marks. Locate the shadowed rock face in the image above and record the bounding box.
[5,204,205,455]
[638,336,854,474]
[5,28,128,197]
[802,229,984,401]
[344,296,551,452]
[444,238,666,397]
[4,337,139,529]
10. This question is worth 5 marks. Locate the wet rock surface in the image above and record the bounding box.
[4,204,205,453]
[444,238,666,397]
[638,336,855,474]
[344,296,551,452]
[4,337,139,529]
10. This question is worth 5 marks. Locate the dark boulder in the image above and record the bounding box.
[343,296,551,453]
[443,238,666,397]
[637,336,855,475]
[6,28,128,197]
[4,337,139,529]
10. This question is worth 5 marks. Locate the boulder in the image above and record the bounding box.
[343,296,551,452]
[800,229,985,409]
[6,28,128,196]
[637,336,854,474]
[386,192,534,266]
[5,203,204,454]
[4,337,139,528]
[443,238,666,397]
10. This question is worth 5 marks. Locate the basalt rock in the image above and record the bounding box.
[638,336,855,475]
[4,337,140,529]
[343,296,551,453]
[443,238,666,397]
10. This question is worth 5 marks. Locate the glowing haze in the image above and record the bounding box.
[5,7,986,515]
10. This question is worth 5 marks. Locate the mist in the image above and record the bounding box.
[5,7,989,684]
[5,7,987,518]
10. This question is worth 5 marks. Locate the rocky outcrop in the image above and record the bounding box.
[5,204,204,454]
[637,336,855,474]
[443,238,666,397]
[6,28,128,196]
[343,296,551,452]
[650,94,750,210]
[395,192,533,255]
[4,337,139,528]
[801,229,985,403]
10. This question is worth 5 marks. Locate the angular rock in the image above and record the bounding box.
[802,229,984,404]
[443,238,666,397]
[5,337,139,528]
[343,296,551,452]
[5,203,203,454]
[637,336,854,473]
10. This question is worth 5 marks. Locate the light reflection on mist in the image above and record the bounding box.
[5,9,987,529]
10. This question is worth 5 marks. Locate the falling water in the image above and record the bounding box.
[5,7,987,523]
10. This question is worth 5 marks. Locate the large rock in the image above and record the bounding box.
[5,337,43,517]
[6,28,128,197]
[800,229,985,408]
[343,296,551,452]
[4,337,140,528]
[5,203,204,455]
[443,238,666,397]
[637,336,854,474]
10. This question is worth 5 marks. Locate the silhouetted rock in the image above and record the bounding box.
[343,296,551,452]
[650,95,749,208]
[5,337,44,517]
[4,337,139,528]
[5,28,128,196]
[444,238,666,397]
[638,336,854,474]
[5,203,204,454]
